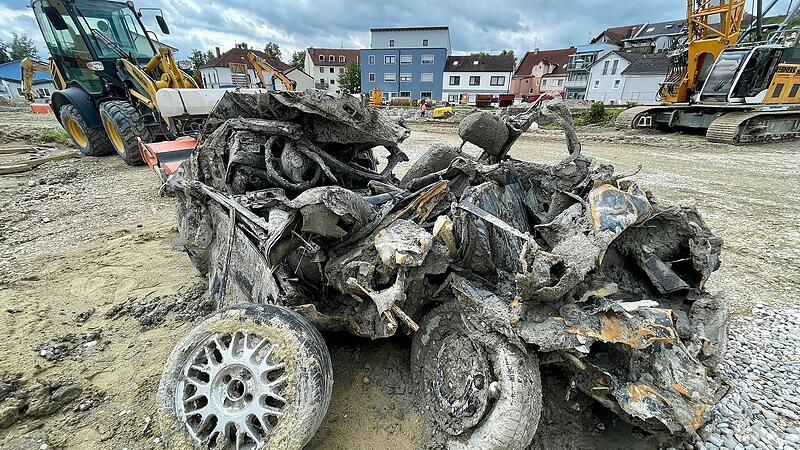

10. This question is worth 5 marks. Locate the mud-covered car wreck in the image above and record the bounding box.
[158,90,728,450]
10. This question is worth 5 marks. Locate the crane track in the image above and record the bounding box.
[707,110,800,144]
[614,106,663,130]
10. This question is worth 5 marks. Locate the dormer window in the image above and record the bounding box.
[473,60,479,65]
[453,61,459,66]
[319,55,324,61]
[423,39,428,46]
[329,55,334,62]
[339,55,345,62]
[389,39,395,47]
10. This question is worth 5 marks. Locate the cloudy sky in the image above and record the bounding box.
[0,0,784,61]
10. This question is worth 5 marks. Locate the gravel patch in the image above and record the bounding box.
[697,303,800,450]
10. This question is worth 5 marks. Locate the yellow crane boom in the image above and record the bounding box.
[20,57,54,102]
[246,51,296,91]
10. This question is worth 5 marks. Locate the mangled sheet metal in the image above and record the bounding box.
[170,89,727,447]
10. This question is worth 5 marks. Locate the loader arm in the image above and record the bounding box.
[120,47,198,116]
[20,57,55,102]
[660,0,746,103]
[247,51,296,91]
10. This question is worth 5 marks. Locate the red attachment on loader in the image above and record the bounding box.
[138,138,196,182]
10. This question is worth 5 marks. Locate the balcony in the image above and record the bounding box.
[563,79,588,89]
[566,63,590,72]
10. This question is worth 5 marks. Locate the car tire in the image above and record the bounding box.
[412,302,542,450]
[157,303,333,449]
[99,100,151,166]
[59,103,113,156]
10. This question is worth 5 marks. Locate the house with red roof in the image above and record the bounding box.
[511,47,576,97]
[199,46,313,92]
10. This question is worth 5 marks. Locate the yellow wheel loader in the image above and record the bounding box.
[29,0,213,167]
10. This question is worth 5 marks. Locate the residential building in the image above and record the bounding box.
[511,47,575,97]
[622,20,687,54]
[564,43,620,99]
[441,54,514,104]
[618,53,672,104]
[585,51,644,104]
[590,24,643,46]
[199,47,313,92]
[304,48,360,92]
[0,60,55,102]
[360,26,451,102]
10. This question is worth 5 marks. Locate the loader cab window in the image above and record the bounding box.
[733,48,782,98]
[701,49,749,101]
[71,0,156,61]
[33,0,102,94]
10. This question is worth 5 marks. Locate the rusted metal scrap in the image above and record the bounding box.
[169,89,727,449]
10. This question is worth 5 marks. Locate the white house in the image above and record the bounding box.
[304,48,360,93]
[441,54,514,104]
[586,51,643,105]
[200,47,312,92]
[618,54,671,105]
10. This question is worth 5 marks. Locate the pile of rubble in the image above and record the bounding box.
[162,90,728,449]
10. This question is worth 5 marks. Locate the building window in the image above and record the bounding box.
[469,76,480,86]
[369,55,375,65]
[319,55,324,61]
[399,73,412,82]
[602,60,610,75]
[319,67,324,73]
[330,79,335,85]
[448,93,459,102]
[541,79,547,86]
[339,55,345,62]
[423,39,429,46]
[369,73,376,82]
[490,76,505,86]
[555,79,562,86]
[399,91,411,97]
[384,73,397,82]
[421,54,434,64]
[613,79,621,89]
[400,55,412,64]
[421,73,434,83]
[420,91,432,99]
[449,76,460,85]
[329,67,334,73]
[329,55,334,62]
[385,55,396,64]
[611,59,619,75]
[593,80,600,89]
[452,60,459,66]
[389,39,395,47]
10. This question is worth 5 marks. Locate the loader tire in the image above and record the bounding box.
[59,104,113,156]
[99,100,151,166]
[157,303,333,450]
[412,302,542,450]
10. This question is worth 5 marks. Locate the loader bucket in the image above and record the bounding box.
[138,138,196,182]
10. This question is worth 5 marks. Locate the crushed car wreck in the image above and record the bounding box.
[157,89,728,450]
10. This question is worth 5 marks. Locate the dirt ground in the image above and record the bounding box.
[0,108,797,449]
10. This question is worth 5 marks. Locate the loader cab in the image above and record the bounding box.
[699,45,800,104]
[31,0,158,97]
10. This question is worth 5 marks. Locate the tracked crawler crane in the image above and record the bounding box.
[616,0,800,144]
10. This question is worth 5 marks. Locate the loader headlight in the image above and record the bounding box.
[86,61,104,71]
[177,60,192,70]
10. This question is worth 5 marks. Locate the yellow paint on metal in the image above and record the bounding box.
[626,383,669,406]
[672,382,691,399]
[566,311,677,349]
[66,118,88,148]
[764,64,800,104]
[104,118,124,154]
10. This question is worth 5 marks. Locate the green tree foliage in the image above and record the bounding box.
[188,49,215,69]
[338,61,361,94]
[235,42,249,50]
[500,49,517,65]
[470,51,490,56]
[9,32,38,60]
[290,50,305,70]
[586,102,606,124]
[0,41,10,64]
[263,41,282,62]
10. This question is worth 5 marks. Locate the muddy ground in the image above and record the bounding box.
[0,108,798,449]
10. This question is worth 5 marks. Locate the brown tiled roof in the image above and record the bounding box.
[200,47,291,72]
[514,47,576,77]
[307,48,360,67]
[591,24,643,45]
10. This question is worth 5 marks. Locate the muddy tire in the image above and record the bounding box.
[157,303,333,449]
[59,104,113,156]
[99,100,151,166]
[412,302,542,450]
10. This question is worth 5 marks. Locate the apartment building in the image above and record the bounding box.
[441,54,514,104]
[304,48,360,92]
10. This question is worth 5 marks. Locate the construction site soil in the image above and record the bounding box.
[0,109,798,449]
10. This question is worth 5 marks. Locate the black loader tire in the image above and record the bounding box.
[99,100,151,166]
[59,103,113,156]
[412,302,542,450]
[157,303,333,449]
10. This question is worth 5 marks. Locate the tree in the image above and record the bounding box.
[500,49,517,65]
[263,41,282,62]
[235,42,249,50]
[470,51,490,56]
[0,41,10,64]
[187,48,215,77]
[290,50,305,70]
[9,32,38,60]
[338,60,360,94]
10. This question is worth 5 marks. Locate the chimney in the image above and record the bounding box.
[215,47,221,57]
[534,48,540,53]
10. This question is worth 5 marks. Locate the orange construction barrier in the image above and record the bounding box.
[30,103,53,114]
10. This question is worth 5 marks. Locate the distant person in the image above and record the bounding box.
[419,98,427,117]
